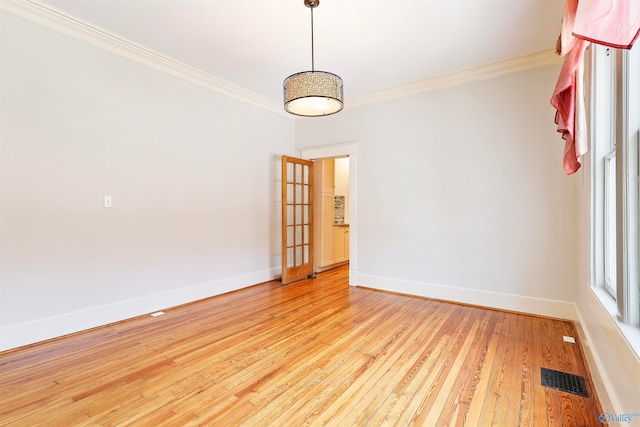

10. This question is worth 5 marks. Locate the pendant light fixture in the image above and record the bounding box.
[283,0,343,117]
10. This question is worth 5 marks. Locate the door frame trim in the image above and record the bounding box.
[299,142,358,287]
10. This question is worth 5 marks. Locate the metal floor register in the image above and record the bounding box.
[540,367,588,397]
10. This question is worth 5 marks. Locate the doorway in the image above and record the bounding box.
[313,157,350,273]
[299,142,358,286]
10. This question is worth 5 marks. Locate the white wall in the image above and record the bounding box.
[296,65,579,318]
[0,12,295,350]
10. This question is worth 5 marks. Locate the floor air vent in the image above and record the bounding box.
[541,368,588,397]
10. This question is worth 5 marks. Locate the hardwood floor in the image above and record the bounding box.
[0,265,603,426]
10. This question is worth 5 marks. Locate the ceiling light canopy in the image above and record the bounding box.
[283,0,343,117]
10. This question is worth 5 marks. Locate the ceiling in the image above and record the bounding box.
[37,0,564,105]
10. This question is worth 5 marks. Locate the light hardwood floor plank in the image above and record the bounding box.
[0,265,603,426]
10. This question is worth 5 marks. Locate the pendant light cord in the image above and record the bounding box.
[310,7,315,72]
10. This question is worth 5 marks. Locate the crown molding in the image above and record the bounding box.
[347,49,564,109]
[1,0,288,117]
[2,0,563,115]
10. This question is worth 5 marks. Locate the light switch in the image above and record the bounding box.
[104,195,112,208]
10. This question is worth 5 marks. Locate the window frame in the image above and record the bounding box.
[590,43,640,327]
[614,47,639,326]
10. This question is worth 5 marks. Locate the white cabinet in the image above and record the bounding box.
[319,193,335,267]
[333,225,349,263]
[320,159,335,193]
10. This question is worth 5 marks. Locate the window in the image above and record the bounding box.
[591,45,618,299]
[590,42,640,326]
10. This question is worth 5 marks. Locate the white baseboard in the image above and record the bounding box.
[573,302,618,415]
[0,268,280,352]
[356,273,578,320]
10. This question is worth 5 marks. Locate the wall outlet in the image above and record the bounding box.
[104,195,112,208]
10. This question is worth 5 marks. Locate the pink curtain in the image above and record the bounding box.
[557,0,579,56]
[551,0,588,175]
[551,39,589,175]
[551,0,640,175]
[573,0,640,49]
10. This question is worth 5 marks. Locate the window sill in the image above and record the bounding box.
[592,285,640,359]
